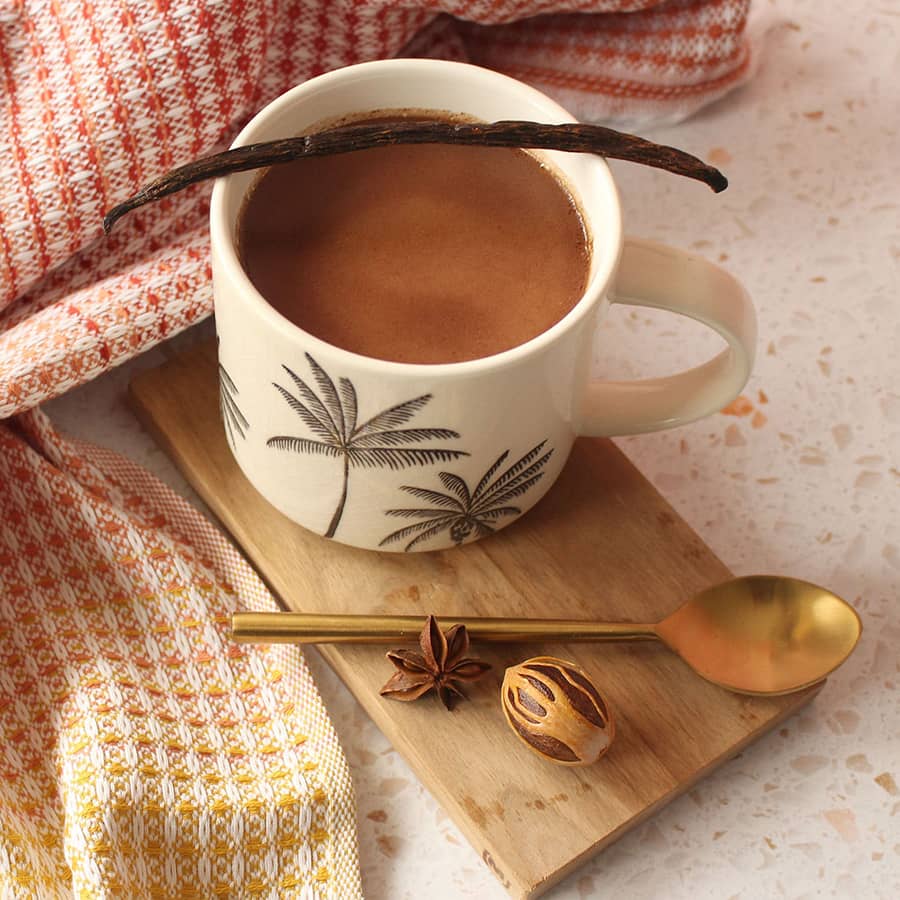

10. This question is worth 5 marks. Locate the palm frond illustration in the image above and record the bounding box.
[380,441,554,551]
[218,362,249,449]
[267,353,469,538]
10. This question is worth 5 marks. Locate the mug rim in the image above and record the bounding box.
[210,58,623,377]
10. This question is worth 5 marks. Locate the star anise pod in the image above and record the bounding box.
[379,615,492,711]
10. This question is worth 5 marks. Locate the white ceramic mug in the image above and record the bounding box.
[211,59,755,553]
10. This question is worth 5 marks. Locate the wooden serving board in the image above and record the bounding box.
[130,340,820,899]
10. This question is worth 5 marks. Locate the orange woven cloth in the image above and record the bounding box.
[0,0,752,417]
[0,409,362,898]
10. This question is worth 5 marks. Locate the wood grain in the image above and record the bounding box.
[129,340,820,899]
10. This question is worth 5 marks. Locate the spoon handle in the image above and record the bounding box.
[231,612,658,644]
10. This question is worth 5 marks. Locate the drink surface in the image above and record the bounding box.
[238,117,590,365]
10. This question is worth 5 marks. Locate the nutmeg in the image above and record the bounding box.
[501,656,614,766]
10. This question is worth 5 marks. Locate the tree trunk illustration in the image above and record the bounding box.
[325,454,350,538]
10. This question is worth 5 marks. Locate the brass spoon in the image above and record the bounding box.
[231,576,862,696]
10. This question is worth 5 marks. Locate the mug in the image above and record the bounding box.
[211,59,755,553]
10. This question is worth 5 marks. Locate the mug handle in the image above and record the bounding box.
[580,237,757,436]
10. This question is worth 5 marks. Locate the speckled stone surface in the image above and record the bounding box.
[44,2,899,896]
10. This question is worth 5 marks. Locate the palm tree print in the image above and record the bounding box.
[380,441,554,551]
[267,353,468,538]
[219,363,249,449]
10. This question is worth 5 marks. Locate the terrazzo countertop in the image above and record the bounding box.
[45,1,899,897]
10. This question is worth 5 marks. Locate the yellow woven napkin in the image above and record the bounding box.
[0,409,362,899]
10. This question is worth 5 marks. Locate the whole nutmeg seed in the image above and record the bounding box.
[501,656,614,766]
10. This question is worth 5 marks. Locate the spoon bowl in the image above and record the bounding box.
[654,576,862,695]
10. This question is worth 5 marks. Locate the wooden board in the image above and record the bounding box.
[130,340,820,899]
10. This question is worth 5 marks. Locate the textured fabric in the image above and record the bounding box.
[0,0,752,417]
[0,408,362,899]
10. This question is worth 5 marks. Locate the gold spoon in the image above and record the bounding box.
[231,575,862,696]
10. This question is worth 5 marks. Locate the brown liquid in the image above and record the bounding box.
[237,118,589,364]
